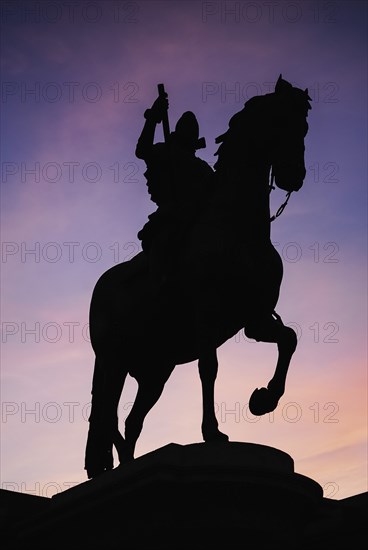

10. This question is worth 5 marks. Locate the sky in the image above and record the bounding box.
[1,0,367,501]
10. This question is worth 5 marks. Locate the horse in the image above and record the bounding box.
[84,75,312,479]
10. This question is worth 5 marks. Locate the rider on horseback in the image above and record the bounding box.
[136,91,216,291]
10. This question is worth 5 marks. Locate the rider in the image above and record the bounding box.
[136,92,216,291]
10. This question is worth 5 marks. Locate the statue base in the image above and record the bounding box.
[3,442,367,549]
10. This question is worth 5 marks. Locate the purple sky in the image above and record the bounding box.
[1,0,367,500]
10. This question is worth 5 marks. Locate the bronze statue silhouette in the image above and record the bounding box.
[84,75,312,479]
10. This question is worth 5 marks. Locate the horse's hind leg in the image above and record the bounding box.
[122,364,175,462]
[85,354,127,479]
[198,349,229,442]
[245,312,297,415]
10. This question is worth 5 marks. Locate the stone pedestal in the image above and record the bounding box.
[4,442,327,549]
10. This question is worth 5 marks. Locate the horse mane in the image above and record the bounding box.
[213,95,270,172]
[213,81,311,173]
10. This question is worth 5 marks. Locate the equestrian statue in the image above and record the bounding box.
[84,75,312,479]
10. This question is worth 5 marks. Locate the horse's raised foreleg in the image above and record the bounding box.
[198,349,229,442]
[245,313,297,415]
[122,364,175,462]
[85,355,127,479]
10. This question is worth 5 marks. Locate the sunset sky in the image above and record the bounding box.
[1,0,367,500]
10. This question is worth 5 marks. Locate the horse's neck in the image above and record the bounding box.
[203,162,272,243]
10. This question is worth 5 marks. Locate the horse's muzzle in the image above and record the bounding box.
[274,165,306,192]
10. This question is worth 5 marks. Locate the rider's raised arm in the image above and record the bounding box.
[135,111,157,160]
[135,94,169,160]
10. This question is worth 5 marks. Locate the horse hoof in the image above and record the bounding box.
[249,387,280,416]
[85,459,113,479]
[113,431,135,465]
[85,445,114,479]
[202,429,229,443]
[85,465,109,480]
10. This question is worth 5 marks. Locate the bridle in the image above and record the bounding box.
[268,167,292,222]
[268,94,310,223]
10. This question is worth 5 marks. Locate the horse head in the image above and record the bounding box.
[270,74,312,193]
[214,75,311,196]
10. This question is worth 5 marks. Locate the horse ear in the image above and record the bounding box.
[304,87,312,101]
[275,75,294,95]
[275,74,292,94]
[275,74,283,92]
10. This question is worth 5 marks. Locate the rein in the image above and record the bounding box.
[269,168,292,222]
